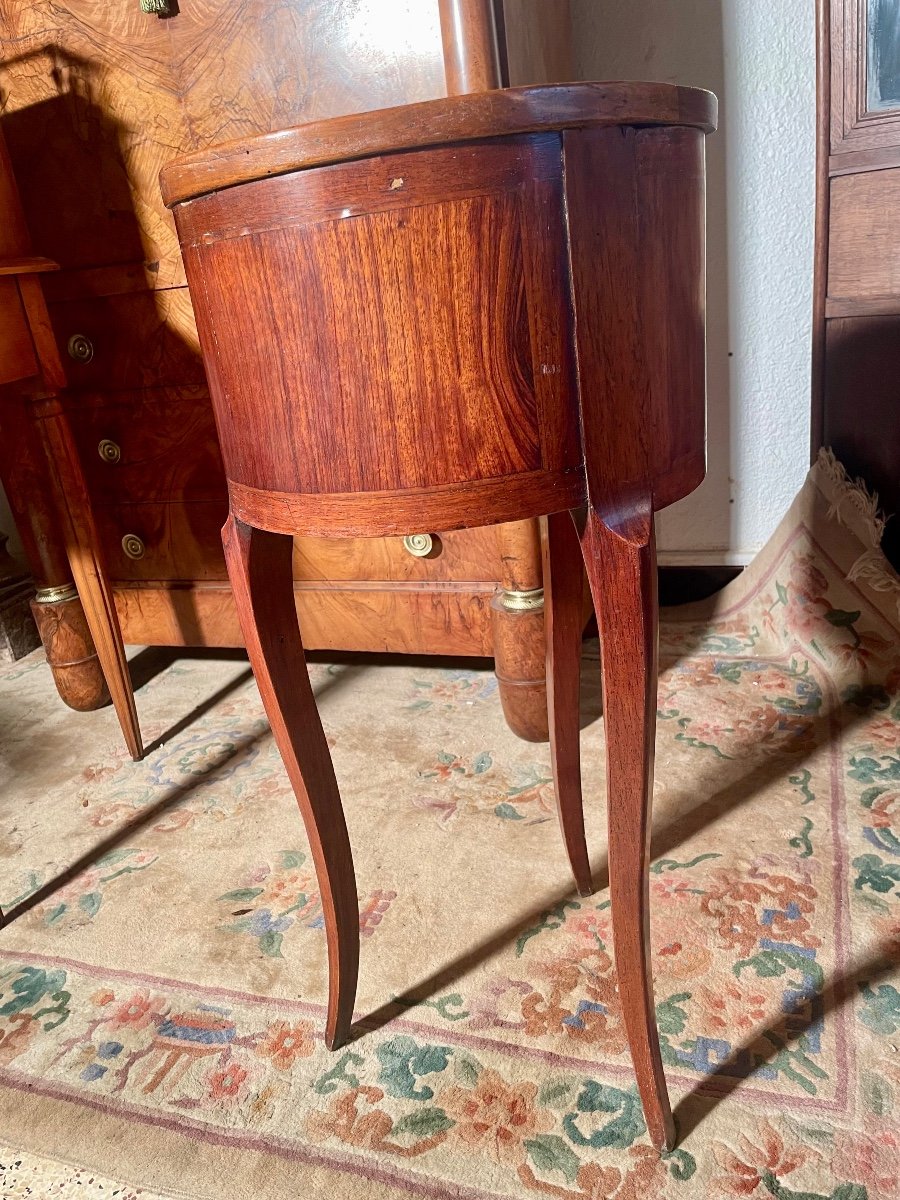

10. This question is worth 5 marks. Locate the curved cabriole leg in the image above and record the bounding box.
[223,513,359,1050]
[580,496,674,1152]
[544,509,592,897]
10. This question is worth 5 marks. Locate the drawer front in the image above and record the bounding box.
[95,500,507,588]
[68,387,226,505]
[96,500,229,583]
[292,526,502,583]
[49,287,204,392]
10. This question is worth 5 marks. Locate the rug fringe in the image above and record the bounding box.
[814,446,900,618]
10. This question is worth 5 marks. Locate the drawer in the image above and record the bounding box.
[96,501,507,588]
[67,388,226,505]
[95,500,229,583]
[292,527,502,583]
[49,287,204,392]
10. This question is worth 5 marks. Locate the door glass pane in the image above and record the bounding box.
[868,0,900,111]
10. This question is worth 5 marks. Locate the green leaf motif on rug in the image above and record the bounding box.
[661,1147,697,1181]
[562,1081,645,1149]
[515,900,581,956]
[790,768,816,804]
[392,1108,455,1138]
[313,1051,364,1094]
[852,854,900,896]
[0,966,71,1030]
[375,1035,453,1100]
[789,817,814,857]
[650,853,721,874]
[494,802,525,820]
[848,754,900,784]
[858,982,900,1035]
[656,993,692,1036]
[524,1134,580,1183]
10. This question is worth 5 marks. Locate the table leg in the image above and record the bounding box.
[544,510,592,896]
[223,513,359,1050]
[580,496,675,1151]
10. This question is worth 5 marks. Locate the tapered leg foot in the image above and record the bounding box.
[580,497,675,1152]
[223,514,359,1050]
[544,510,592,896]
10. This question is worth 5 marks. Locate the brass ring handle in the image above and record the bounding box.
[67,334,94,363]
[98,439,121,464]
[121,534,146,560]
[403,533,434,557]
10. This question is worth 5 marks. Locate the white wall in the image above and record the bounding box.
[570,0,816,564]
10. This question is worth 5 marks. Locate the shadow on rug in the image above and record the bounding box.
[0,450,898,1200]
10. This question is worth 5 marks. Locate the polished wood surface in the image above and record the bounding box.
[0,120,127,721]
[543,510,591,895]
[814,0,900,567]
[223,514,358,1051]
[438,0,501,93]
[161,82,716,205]
[168,83,713,1150]
[0,0,585,746]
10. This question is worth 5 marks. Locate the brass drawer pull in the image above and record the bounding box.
[98,439,121,464]
[402,533,434,557]
[121,533,146,560]
[67,334,94,363]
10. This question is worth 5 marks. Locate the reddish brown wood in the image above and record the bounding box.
[0,122,133,727]
[34,393,143,761]
[222,513,359,1050]
[492,517,551,742]
[30,593,110,712]
[167,83,713,1148]
[581,499,673,1151]
[544,509,591,896]
[438,0,502,94]
[160,83,716,206]
[815,0,900,567]
[0,5,571,747]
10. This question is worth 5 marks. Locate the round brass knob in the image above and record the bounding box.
[403,533,434,557]
[121,533,146,560]
[67,334,94,363]
[98,439,121,464]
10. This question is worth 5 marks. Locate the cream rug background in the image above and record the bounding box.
[0,451,898,1199]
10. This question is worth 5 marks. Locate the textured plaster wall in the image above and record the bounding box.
[570,0,816,563]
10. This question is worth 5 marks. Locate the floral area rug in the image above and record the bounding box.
[0,451,899,1200]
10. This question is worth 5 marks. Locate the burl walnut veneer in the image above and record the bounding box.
[0,0,576,751]
[162,81,716,1150]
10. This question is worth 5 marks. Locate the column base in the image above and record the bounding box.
[491,588,549,742]
[31,585,110,712]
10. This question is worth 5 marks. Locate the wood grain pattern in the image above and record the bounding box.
[47,289,203,392]
[168,85,713,1145]
[562,125,707,513]
[68,387,224,506]
[30,593,109,712]
[223,514,359,1050]
[438,0,501,94]
[828,167,900,298]
[580,498,674,1151]
[823,315,900,565]
[228,472,585,539]
[543,509,591,895]
[34,392,143,760]
[0,1,586,743]
[160,82,717,205]
[815,0,900,568]
[500,0,572,87]
[114,582,495,657]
